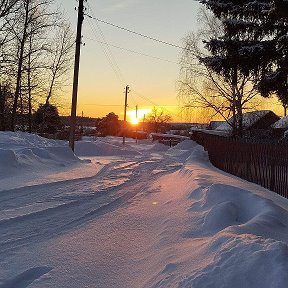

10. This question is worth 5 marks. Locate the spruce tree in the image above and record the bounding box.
[198,0,266,136]
[199,0,288,118]
[257,0,288,115]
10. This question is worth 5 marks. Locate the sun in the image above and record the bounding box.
[130,116,139,125]
[127,109,152,125]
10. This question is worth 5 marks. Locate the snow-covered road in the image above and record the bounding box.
[1,133,288,288]
[0,152,181,253]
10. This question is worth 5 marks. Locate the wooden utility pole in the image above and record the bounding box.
[122,85,129,145]
[69,0,84,151]
[135,105,138,144]
[143,114,146,132]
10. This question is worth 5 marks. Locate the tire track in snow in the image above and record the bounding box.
[0,153,183,253]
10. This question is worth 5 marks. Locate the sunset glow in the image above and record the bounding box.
[127,108,152,125]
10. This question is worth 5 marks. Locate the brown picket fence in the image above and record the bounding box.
[195,132,288,199]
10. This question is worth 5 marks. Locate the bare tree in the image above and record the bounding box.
[0,0,18,18]
[45,22,74,105]
[7,0,57,130]
[178,9,260,134]
[146,107,172,133]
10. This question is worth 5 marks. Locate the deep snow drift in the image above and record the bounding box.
[0,132,288,288]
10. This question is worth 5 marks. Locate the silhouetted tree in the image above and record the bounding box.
[146,107,171,133]
[0,83,13,130]
[197,0,288,120]
[179,8,259,131]
[8,0,58,131]
[97,112,120,136]
[33,103,62,134]
[0,0,18,18]
[256,0,288,115]
[45,23,74,105]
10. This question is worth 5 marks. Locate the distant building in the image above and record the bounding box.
[215,110,280,138]
[209,121,225,130]
[271,115,288,138]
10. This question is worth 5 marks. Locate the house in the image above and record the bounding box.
[209,120,225,130]
[271,115,288,138]
[216,110,280,138]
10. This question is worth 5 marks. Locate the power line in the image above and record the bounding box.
[78,104,123,106]
[130,90,180,118]
[85,2,182,119]
[84,36,178,64]
[86,2,127,85]
[85,14,190,52]
[86,16,127,85]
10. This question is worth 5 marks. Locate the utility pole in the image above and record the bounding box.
[122,85,129,145]
[143,114,146,132]
[135,105,138,144]
[80,111,84,137]
[69,0,84,152]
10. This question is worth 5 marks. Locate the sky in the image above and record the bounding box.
[54,0,284,123]
[55,0,202,122]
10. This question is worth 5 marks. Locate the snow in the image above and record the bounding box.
[272,115,288,129]
[1,132,288,288]
[216,110,272,131]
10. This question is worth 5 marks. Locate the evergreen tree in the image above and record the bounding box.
[97,112,120,136]
[198,0,265,136]
[199,0,288,117]
[257,0,288,115]
[33,103,62,134]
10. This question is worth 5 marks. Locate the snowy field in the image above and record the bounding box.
[1,132,288,288]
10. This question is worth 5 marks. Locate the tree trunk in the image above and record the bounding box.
[236,97,243,138]
[27,32,32,133]
[0,85,4,130]
[11,0,29,131]
[231,66,238,137]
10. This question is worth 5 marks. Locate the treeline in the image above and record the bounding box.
[179,0,288,136]
[0,0,74,132]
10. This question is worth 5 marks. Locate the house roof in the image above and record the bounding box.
[209,121,225,130]
[216,110,279,131]
[271,115,288,129]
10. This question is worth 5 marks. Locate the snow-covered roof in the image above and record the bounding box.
[271,115,288,129]
[216,110,274,131]
[209,120,225,130]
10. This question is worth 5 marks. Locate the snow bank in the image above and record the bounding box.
[166,139,198,158]
[188,183,287,236]
[179,183,288,288]
[0,132,80,177]
[180,233,288,288]
[0,148,19,169]
[0,131,65,149]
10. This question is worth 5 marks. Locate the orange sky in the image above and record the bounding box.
[56,0,201,122]
[57,0,285,124]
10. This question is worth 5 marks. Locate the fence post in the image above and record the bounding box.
[269,157,275,192]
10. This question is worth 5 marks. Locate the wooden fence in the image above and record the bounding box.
[193,132,288,199]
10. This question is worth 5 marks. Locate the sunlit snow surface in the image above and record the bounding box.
[0,132,288,288]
